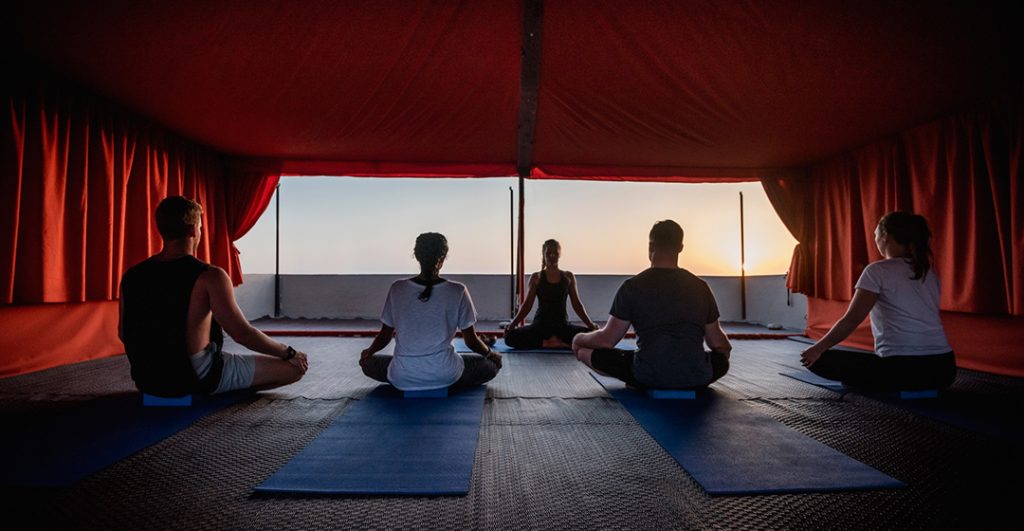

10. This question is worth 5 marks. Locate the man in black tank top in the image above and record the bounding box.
[119,196,309,397]
[571,220,732,389]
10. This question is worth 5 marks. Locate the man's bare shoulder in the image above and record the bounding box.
[195,265,231,290]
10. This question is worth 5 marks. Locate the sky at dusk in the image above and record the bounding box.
[235,177,797,277]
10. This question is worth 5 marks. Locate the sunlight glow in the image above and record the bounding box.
[235,177,798,277]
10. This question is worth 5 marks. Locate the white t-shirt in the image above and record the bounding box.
[381,279,477,390]
[855,258,952,357]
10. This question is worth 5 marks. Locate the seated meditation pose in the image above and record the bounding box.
[799,212,956,390]
[360,233,502,391]
[119,196,308,398]
[504,239,598,349]
[572,220,732,389]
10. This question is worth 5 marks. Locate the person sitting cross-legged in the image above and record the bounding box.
[119,196,308,398]
[573,220,731,389]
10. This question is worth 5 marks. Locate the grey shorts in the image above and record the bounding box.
[190,343,256,394]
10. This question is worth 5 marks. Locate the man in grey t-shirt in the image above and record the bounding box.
[573,220,732,389]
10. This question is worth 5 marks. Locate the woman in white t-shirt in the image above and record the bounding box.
[360,233,502,391]
[800,212,956,390]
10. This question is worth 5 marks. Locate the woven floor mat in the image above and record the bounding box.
[251,338,611,400]
[484,397,632,426]
[247,337,380,400]
[486,353,609,399]
[5,337,1022,529]
[737,396,1022,528]
[0,356,134,397]
[5,393,1018,529]
[8,397,351,529]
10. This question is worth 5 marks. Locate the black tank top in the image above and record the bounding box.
[120,255,224,396]
[535,271,569,325]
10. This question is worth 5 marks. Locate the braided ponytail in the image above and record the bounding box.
[413,233,448,301]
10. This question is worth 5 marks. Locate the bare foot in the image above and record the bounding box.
[483,335,497,348]
[541,336,571,349]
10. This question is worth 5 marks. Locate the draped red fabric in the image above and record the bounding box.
[223,171,280,286]
[761,169,814,294]
[0,73,278,375]
[2,76,233,304]
[534,0,1017,175]
[767,92,1024,374]
[11,1,522,174]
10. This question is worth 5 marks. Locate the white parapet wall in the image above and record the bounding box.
[235,273,807,330]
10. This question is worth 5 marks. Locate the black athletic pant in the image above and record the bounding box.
[504,322,590,349]
[590,348,730,389]
[808,350,956,391]
[360,354,500,390]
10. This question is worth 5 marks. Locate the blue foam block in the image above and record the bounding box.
[0,391,247,487]
[647,389,696,400]
[780,371,846,392]
[256,385,487,495]
[143,393,193,406]
[404,388,448,398]
[591,373,903,495]
[454,337,637,354]
[898,390,938,400]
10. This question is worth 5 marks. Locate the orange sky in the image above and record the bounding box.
[235,177,797,277]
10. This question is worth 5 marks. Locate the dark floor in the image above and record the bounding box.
[2,333,1023,529]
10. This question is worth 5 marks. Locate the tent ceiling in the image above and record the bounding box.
[10,0,1020,177]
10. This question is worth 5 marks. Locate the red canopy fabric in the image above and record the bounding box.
[10,0,522,177]
[9,1,1019,178]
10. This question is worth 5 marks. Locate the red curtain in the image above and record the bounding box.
[1,72,278,375]
[223,170,280,286]
[765,91,1024,374]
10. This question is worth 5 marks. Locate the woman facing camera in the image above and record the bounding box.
[800,212,956,390]
[360,233,502,391]
[504,239,598,349]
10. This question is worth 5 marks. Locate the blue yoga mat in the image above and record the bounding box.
[780,370,846,392]
[0,391,247,487]
[780,370,1024,442]
[454,337,636,354]
[256,385,487,495]
[591,373,904,495]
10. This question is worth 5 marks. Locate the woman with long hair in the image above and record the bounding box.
[504,239,598,349]
[360,233,502,390]
[800,212,956,390]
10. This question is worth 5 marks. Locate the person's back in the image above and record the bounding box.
[860,258,950,357]
[384,278,474,390]
[572,220,732,390]
[121,255,223,396]
[119,196,308,398]
[800,211,956,390]
[359,232,503,391]
[613,267,719,388]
